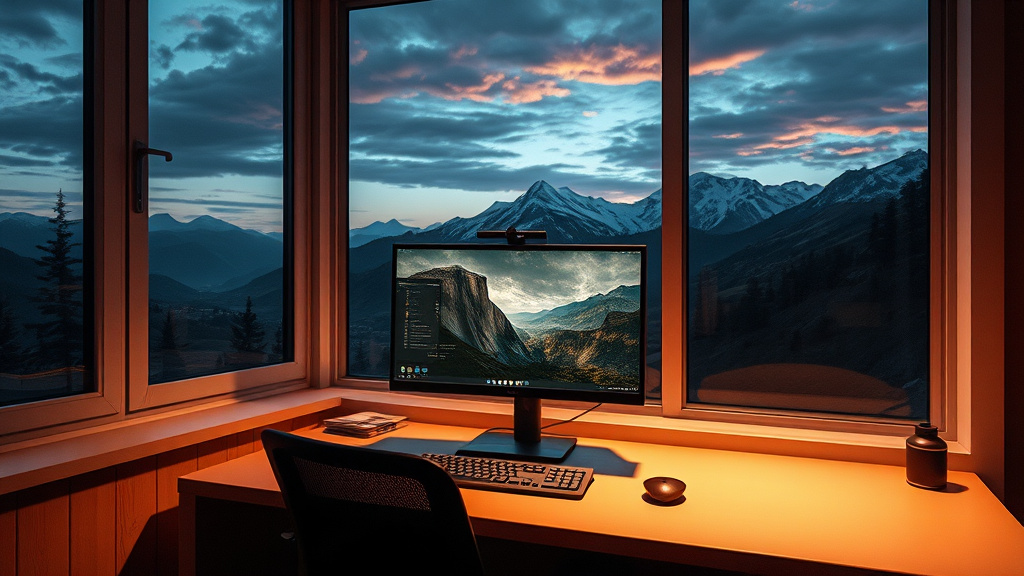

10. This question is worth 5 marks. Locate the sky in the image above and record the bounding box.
[348,0,663,230]
[688,0,929,186]
[1,0,928,234]
[0,0,285,233]
[395,248,642,315]
[0,0,85,219]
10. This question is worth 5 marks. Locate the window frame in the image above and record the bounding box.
[0,0,313,443]
[0,0,123,438]
[331,0,967,446]
[125,0,308,412]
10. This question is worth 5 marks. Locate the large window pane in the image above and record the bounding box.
[147,0,288,384]
[347,0,663,400]
[0,3,92,406]
[687,0,929,419]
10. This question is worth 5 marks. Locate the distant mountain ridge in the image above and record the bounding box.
[349,218,439,248]
[507,284,641,335]
[688,173,823,234]
[808,149,927,208]
[434,181,661,243]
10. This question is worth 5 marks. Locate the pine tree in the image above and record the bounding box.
[0,297,23,374]
[158,309,187,380]
[271,323,284,362]
[160,309,180,351]
[27,190,84,385]
[230,296,266,354]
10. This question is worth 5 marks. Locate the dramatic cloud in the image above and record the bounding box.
[348,0,663,227]
[526,44,661,85]
[688,0,929,184]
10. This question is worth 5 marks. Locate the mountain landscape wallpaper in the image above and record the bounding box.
[394,250,643,390]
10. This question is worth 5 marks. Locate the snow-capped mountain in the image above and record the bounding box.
[808,149,927,209]
[434,180,662,242]
[349,218,427,247]
[688,173,823,235]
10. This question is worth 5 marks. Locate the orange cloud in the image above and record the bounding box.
[882,100,928,113]
[827,146,876,156]
[714,133,743,139]
[452,45,478,60]
[350,48,368,65]
[689,49,765,76]
[501,77,570,104]
[582,111,599,117]
[526,44,661,85]
[442,72,506,102]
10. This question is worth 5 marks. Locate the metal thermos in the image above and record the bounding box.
[906,422,947,490]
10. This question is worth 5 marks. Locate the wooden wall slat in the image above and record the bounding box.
[235,430,255,457]
[0,493,16,576]
[253,419,295,452]
[155,446,197,576]
[16,480,69,576]
[116,457,157,576]
[196,435,235,471]
[291,413,321,431]
[69,469,116,576]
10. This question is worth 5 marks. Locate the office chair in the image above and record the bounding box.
[261,429,485,575]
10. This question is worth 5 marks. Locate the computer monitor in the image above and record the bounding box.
[390,243,646,462]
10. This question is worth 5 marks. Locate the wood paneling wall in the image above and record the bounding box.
[0,412,331,576]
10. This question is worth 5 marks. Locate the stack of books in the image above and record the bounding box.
[322,411,407,438]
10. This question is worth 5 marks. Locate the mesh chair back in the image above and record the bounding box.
[262,429,484,576]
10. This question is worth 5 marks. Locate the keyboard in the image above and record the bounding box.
[422,453,594,500]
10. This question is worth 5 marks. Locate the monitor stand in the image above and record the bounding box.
[456,397,576,463]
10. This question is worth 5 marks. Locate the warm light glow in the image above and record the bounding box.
[689,49,765,76]
[526,44,661,85]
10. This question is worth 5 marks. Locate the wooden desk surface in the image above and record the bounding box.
[178,422,1024,576]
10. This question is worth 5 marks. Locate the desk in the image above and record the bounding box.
[178,421,1024,576]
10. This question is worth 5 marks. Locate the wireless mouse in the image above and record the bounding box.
[643,476,686,504]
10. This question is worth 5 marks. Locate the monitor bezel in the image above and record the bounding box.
[388,242,647,406]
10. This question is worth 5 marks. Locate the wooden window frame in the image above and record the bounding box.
[125,0,309,412]
[0,0,123,438]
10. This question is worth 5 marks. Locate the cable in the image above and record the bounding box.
[479,402,603,436]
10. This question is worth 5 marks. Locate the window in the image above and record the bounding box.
[1,0,306,440]
[127,0,302,410]
[344,0,664,401]
[0,1,93,407]
[337,0,957,436]
[686,0,932,421]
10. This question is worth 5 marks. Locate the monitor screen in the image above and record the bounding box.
[389,244,646,405]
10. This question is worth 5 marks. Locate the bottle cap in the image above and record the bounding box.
[915,422,938,437]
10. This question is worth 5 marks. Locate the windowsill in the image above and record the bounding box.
[0,387,343,496]
[333,387,971,470]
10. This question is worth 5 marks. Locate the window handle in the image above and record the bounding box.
[133,140,173,214]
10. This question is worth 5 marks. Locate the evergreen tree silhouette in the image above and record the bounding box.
[160,309,181,351]
[0,297,23,374]
[271,323,284,362]
[159,309,187,380]
[27,190,84,387]
[230,296,266,354]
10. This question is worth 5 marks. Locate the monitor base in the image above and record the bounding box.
[456,431,576,463]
